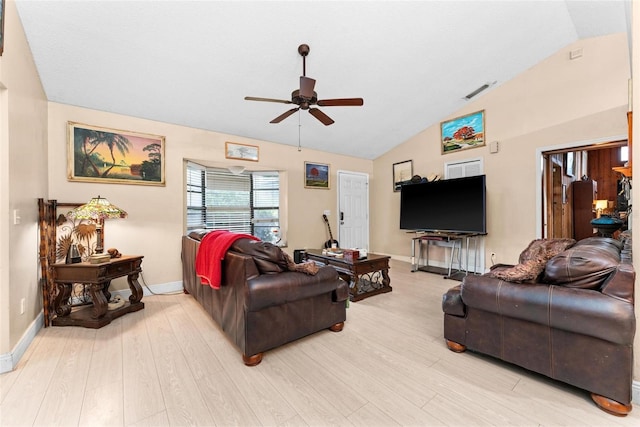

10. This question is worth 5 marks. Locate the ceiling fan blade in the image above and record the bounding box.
[300,76,316,99]
[309,108,335,126]
[270,108,299,124]
[317,98,364,107]
[245,96,292,104]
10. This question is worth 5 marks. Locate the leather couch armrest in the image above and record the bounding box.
[601,263,635,304]
[442,284,465,317]
[224,251,260,286]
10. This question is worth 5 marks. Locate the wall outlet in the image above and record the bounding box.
[323,210,331,216]
[490,252,497,264]
[20,298,25,314]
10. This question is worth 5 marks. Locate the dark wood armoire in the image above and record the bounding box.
[572,179,597,241]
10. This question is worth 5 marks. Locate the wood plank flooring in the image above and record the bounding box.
[2,259,640,426]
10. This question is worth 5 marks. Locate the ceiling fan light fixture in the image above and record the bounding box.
[228,165,246,175]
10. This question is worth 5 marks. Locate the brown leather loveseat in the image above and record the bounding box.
[442,235,635,416]
[182,230,348,366]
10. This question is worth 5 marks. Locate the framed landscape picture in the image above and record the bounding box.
[304,162,330,189]
[67,122,165,186]
[441,110,485,154]
[225,141,259,161]
[393,160,413,192]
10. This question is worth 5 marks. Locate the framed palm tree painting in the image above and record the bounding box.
[67,121,166,186]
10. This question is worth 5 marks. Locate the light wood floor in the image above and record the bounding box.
[2,259,639,426]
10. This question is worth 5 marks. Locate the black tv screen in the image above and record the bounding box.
[400,175,486,234]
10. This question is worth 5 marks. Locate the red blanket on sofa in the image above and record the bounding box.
[195,230,259,289]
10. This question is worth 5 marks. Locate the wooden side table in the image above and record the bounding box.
[51,255,144,328]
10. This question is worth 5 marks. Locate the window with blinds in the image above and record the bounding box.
[186,165,281,244]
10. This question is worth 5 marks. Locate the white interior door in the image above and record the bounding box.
[337,171,369,250]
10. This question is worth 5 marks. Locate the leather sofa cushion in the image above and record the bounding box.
[230,239,289,274]
[575,236,623,252]
[461,277,635,345]
[245,267,347,311]
[543,243,619,290]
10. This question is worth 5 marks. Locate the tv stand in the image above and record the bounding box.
[410,232,481,280]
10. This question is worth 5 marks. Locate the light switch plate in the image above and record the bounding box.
[490,141,499,153]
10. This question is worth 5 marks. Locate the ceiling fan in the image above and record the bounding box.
[244,44,364,126]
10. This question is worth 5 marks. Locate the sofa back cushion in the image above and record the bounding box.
[543,239,620,289]
[230,239,289,274]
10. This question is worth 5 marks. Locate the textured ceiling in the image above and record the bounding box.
[15,1,630,160]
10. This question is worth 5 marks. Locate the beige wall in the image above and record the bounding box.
[47,103,373,291]
[4,1,640,395]
[0,0,49,356]
[372,33,630,267]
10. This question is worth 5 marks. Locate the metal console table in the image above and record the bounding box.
[410,232,482,280]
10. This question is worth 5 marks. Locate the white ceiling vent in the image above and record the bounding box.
[463,81,496,100]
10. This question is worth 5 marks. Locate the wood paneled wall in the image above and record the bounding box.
[587,147,626,207]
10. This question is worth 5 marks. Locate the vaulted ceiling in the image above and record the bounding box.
[15,1,631,159]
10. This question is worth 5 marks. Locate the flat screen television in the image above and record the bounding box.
[400,174,486,234]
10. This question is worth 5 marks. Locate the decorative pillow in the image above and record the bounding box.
[518,238,576,264]
[489,238,576,283]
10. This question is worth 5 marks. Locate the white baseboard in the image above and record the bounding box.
[0,280,183,374]
[0,311,44,374]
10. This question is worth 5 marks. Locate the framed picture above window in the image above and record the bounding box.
[304,162,330,189]
[225,142,259,162]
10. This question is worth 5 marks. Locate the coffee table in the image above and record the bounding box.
[304,249,392,301]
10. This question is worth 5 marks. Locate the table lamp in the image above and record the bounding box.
[594,199,609,218]
[67,196,127,256]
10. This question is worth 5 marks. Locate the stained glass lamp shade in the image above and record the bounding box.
[67,196,127,254]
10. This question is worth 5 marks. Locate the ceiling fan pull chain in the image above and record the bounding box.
[298,110,302,151]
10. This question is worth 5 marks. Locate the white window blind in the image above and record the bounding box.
[186,164,281,243]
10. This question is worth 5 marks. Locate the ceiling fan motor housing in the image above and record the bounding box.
[292,89,317,109]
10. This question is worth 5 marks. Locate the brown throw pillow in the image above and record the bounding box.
[490,238,576,283]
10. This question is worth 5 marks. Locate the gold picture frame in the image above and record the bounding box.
[441,110,486,154]
[225,141,259,162]
[67,121,165,186]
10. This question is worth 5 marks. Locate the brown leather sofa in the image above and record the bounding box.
[442,235,635,416]
[182,230,348,366]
